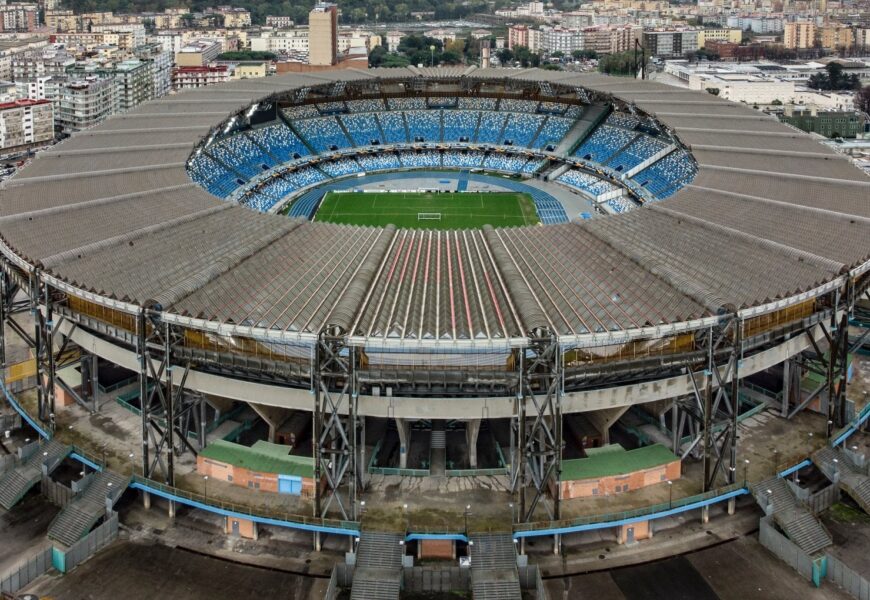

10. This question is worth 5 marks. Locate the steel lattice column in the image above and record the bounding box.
[513,334,561,522]
[314,331,357,521]
[137,315,201,485]
[694,318,742,492]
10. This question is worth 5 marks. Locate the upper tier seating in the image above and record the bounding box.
[379,112,409,144]
[405,110,441,142]
[294,116,352,153]
[631,150,696,199]
[476,112,508,144]
[606,134,668,172]
[573,125,636,163]
[442,110,479,142]
[248,124,310,162]
[341,113,383,146]
[502,113,545,147]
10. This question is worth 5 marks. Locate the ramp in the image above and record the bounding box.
[48,471,129,547]
[470,533,521,600]
[0,439,69,510]
[554,103,608,156]
[814,447,870,515]
[350,531,403,600]
[753,476,832,556]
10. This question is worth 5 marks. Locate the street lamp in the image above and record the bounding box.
[464,504,471,535]
[667,480,673,509]
[430,45,435,67]
[203,475,209,501]
[743,459,750,487]
[509,502,514,524]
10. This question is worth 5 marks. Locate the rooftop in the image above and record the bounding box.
[561,444,678,481]
[199,439,315,479]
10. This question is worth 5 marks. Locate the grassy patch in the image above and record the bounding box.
[825,502,870,524]
[314,191,540,230]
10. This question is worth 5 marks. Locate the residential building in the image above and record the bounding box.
[819,24,853,51]
[134,43,173,100]
[51,31,137,52]
[229,61,267,80]
[385,31,403,53]
[783,21,816,50]
[212,7,252,29]
[309,3,338,67]
[44,9,77,33]
[696,28,742,48]
[540,28,583,54]
[726,16,784,34]
[175,40,222,67]
[250,30,310,54]
[112,59,152,112]
[643,30,698,58]
[266,16,295,28]
[0,98,53,154]
[90,23,147,48]
[12,47,74,80]
[0,5,38,32]
[172,65,230,90]
[57,77,118,135]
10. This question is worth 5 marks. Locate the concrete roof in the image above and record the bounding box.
[1,66,868,349]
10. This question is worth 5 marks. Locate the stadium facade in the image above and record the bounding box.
[0,66,868,530]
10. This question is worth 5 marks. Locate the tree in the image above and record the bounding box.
[497,48,514,65]
[771,99,783,106]
[550,50,564,59]
[598,51,644,76]
[706,88,720,96]
[572,49,597,60]
[808,62,861,91]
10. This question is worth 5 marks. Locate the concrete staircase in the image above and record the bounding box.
[430,423,446,476]
[0,439,69,510]
[470,533,521,600]
[48,471,129,547]
[753,476,832,556]
[350,531,403,600]
[813,447,870,515]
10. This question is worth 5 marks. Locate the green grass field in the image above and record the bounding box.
[313,191,540,230]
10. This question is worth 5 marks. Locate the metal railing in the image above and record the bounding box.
[514,482,745,533]
[130,475,360,534]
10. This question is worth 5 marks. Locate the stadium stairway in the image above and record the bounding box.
[335,116,357,148]
[244,131,281,165]
[47,471,129,547]
[527,116,549,149]
[813,447,870,515]
[471,112,483,143]
[470,533,521,600]
[555,103,608,156]
[0,439,70,510]
[350,531,403,600]
[430,422,446,476]
[752,476,832,556]
[279,114,319,156]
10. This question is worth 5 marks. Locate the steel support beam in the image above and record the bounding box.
[314,331,357,521]
[513,335,561,523]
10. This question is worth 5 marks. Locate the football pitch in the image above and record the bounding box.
[313,191,541,229]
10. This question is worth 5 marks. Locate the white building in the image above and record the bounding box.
[0,98,53,154]
[249,29,309,53]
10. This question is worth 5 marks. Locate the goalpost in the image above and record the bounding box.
[417,213,442,221]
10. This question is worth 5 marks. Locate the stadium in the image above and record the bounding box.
[1,67,869,598]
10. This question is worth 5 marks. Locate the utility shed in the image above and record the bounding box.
[559,444,680,499]
[197,439,316,496]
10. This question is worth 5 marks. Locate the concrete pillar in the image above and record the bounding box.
[314,531,322,552]
[701,505,710,524]
[168,500,175,519]
[142,490,151,510]
[466,419,481,469]
[396,418,410,469]
[782,359,791,418]
[250,403,287,443]
[553,534,560,555]
[587,407,630,446]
